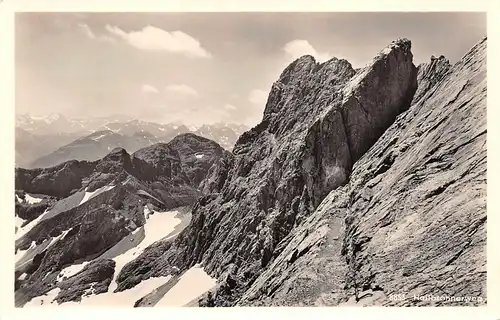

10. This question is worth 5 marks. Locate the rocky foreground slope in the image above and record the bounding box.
[235,38,486,307]
[113,37,486,307]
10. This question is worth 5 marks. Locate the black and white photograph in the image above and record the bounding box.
[1,3,495,314]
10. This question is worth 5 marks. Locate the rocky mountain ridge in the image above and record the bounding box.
[14,133,226,306]
[14,36,487,307]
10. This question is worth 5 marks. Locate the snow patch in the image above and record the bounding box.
[15,215,26,231]
[16,194,22,203]
[155,265,217,307]
[57,262,89,282]
[27,210,183,307]
[108,210,181,292]
[144,205,152,219]
[25,194,43,204]
[79,185,115,205]
[137,190,164,204]
[16,209,50,240]
[18,273,28,280]
[195,154,205,159]
[25,288,61,307]
[15,241,36,263]
[91,133,108,141]
[46,227,74,250]
[57,276,172,307]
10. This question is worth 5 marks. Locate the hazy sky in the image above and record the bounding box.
[16,12,486,126]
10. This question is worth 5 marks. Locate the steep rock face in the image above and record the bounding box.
[235,37,487,306]
[119,39,418,306]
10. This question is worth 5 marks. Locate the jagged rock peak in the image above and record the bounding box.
[411,54,452,104]
[344,38,415,98]
[379,37,413,57]
[101,147,130,163]
[390,37,412,50]
[257,55,357,131]
[107,147,129,156]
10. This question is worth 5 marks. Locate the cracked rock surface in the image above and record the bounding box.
[237,37,487,306]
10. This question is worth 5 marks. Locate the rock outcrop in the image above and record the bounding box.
[55,259,116,304]
[15,161,96,198]
[116,38,423,305]
[412,55,452,104]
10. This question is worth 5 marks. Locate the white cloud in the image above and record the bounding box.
[78,23,115,43]
[165,84,199,97]
[224,104,237,111]
[78,23,96,39]
[248,89,268,105]
[105,25,211,58]
[141,84,159,94]
[283,39,331,62]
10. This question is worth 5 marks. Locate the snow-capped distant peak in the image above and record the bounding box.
[92,133,108,141]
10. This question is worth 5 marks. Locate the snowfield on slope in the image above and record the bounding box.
[25,194,44,204]
[155,265,217,307]
[15,209,50,241]
[26,208,207,307]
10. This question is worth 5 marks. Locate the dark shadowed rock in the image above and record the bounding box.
[15,161,96,198]
[15,192,56,224]
[115,240,173,292]
[55,259,116,303]
[236,37,487,307]
[134,133,227,187]
[118,38,419,305]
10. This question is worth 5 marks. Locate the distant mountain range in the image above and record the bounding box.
[15,114,249,168]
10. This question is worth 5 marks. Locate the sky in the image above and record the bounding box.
[15,12,486,127]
